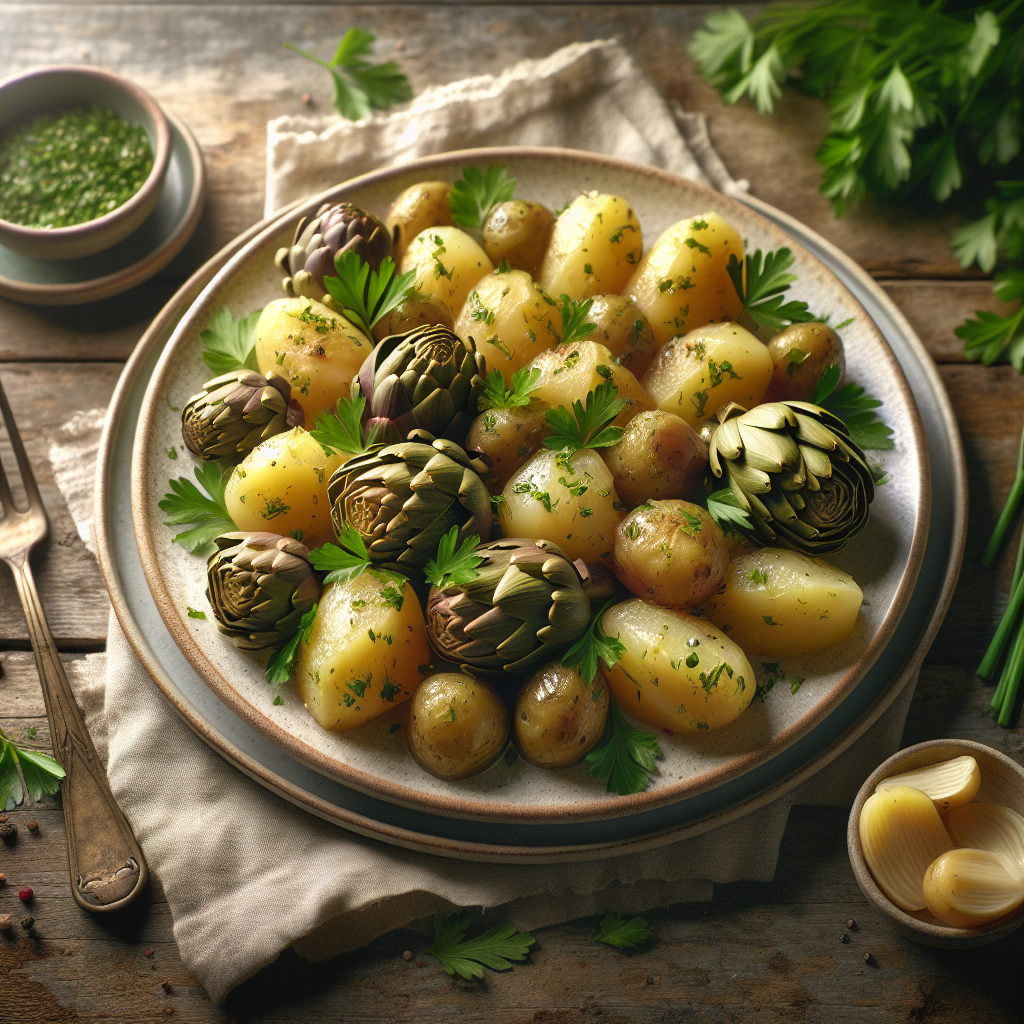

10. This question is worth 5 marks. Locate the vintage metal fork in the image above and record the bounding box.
[0,379,148,912]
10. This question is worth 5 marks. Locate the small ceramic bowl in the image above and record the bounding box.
[0,65,172,260]
[848,738,1024,948]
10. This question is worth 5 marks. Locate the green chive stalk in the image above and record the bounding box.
[983,421,1024,568]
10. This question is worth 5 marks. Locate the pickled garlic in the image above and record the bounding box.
[874,755,980,813]
[923,848,1024,928]
[859,785,953,912]
[946,803,1024,879]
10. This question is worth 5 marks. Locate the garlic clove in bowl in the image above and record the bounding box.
[923,848,1024,928]
[946,802,1024,879]
[874,754,980,813]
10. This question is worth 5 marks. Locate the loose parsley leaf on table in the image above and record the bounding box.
[199,306,262,375]
[159,463,234,557]
[424,526,484,590]
[284,28,412,121]
[310,393,368,457]
[595,913,654,949]
[586,699,662,796]
[478,367,543,412]
[543,380,625,458]
[955,268,1024,370]
[562,598,625,685]
[449,165,517,229]
[809,365,894,452]
[0,729,65,810]
[424,913,535,979]
[558,294,597,347]
[727,248,819,330]
[323,251,415,338]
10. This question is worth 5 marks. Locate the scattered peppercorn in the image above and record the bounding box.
[19,887,33,902]
[0,914,12,931]
[20,915,33,931]
[402,950,411,960]
[646,975,654,985]
[145,949,154,958]
[27,820,38,833]
[846,919,857,930]
[0,873,7,885]
[840,933,849,944]
[164,1008,174,1016]
[161,981,174,994]
[863,952,874,964]
[0,823,17,846]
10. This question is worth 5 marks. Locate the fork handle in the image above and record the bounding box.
[7,553,149,913]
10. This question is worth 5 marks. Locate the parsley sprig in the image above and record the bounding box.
[563,598,625,685]
[309,526,407,605]
[478,367,543,412]
[159,463,234,557]
[322,251,415,338]
[595,913,654,949]
[424,526,484,590]
[809,366,894,451]
[727,248,819,329]
[706,488,752,536]
[543,381,625,460]
[284,28,412,121]
[424,913,535,979]
[585,699,662,796]
[199,306,262,375]
[449,165,517,229]
[266,604,319,687]
[559,294,598,346]
[0,728,65,810]
[955,269,1024,369]
[310,393,368,457]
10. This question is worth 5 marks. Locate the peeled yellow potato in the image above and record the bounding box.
[453,268,561,377]
[224,427,334,548]
[400,226,493,317]
[600,600,755,732]
[538,191,643,301]
[859,785,954,912]
[295,574,430,731]
[923,848,1024,928]
[255,297,373,424]
[875,755,981,814]
[946,803,1024,877]
[626,212,744,346]
[640,322,774,430]
[528,340,654,429]
[702,548,862,657]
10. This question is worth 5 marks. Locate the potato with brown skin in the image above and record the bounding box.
[466,401,551,492]
[482,200,556,276]
[613,500,729,608]
[763,322,845,403]
[601,410,708,507]
[371,291,453,341]
[514,664,609,769]
[406,673,509,781]
[584,295,658,377]
[386,181,452,262]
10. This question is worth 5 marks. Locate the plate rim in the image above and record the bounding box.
[128,146,932,824]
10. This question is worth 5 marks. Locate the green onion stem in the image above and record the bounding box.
[996,662,1022,727]
[992,615,1024,713]
[1012,520,1024,595]
[977,570,1024,679]
[983,421,1024,568]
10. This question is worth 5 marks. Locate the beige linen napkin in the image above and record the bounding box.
[38,39,916,1003]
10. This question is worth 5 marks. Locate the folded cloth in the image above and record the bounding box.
[43,38,913,1003]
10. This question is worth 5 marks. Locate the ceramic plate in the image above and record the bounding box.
[130,149,929,826]
[0,110,205,306]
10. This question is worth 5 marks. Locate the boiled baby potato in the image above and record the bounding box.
[538,192,643,301]
[466,401,551,492]
[225,426,334,548]
[529,340,654,429]
[406,673,509,780]
[641,322,774,431]
[601,600,755,732]
[626,212,744,346]
[400,226,494,317]
[255,297,372,424]
[295,574,430,731]
[613,500,728,608]
[702,548,863,657]
[500,448,624,565]
[584,295,658,377]
[601,410,708,507]
[482,200,556,276]
[763,322,845,403]
[371,290,453,341]
[385,181,452,262]
[515,663,609,768]
[453,269,561,377]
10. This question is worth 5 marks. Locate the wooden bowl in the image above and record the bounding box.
[848,739,1024,948]
[0,65,171,260]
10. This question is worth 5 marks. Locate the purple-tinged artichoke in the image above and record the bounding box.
[206,532,321,651]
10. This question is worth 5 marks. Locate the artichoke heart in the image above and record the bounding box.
[706,400,874,555]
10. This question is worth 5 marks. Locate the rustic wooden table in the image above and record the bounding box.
[0,4,1022,1022]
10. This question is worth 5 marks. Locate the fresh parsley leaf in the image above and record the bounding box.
[424,913,535,979]
[810,367,894,450]
[559,294,597,347]
[0,728,65,809]
[585,699,662,796]
[309,527,408,593]
[449,165,517,229]
[310,393,367,456]
[284,28,412,121]
[595,913,654,949]
[543,380,625,458]
[199,306,262,375]
[706,488,752,535]
[266,604,318,686]
[478,367,543,412]
[424,526,484,589]
[187,607,207,620]
[159,463,234,557]
[323,251,415,338]
[956,269,1024,369]
[562,598,625,685]
[727,248,819,329]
